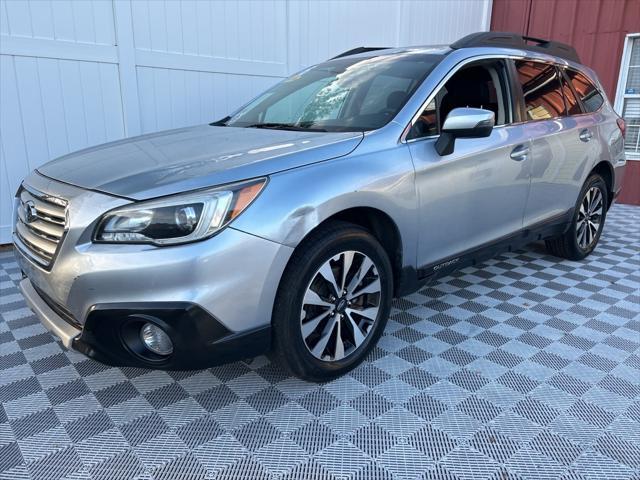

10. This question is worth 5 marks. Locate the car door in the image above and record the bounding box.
[513,60,600,227]
[405,58,532,274]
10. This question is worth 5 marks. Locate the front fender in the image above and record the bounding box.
[231,140,419,271]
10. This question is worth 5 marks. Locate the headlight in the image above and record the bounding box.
[94,178,266,245]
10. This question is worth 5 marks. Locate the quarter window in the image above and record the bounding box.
[565,69,604,113]
[411,99,438,138]
[514,60,566,120]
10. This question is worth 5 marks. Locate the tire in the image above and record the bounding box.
[545,173,608,261]
[272,221,393,381]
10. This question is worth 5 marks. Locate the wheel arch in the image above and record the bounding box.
[291,206,407,297]
[591,161,614,209]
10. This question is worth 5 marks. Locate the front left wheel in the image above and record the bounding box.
[272,222,393,381]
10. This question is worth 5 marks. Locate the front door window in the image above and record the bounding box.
[407,59,511,140]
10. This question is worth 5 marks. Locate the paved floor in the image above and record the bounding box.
[0,205,639,480]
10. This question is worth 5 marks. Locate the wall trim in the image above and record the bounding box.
[113,0,142,137]
[0,35,118,64]
[133,49,287,79]
[613,33,639,115]
[481,0,494,32]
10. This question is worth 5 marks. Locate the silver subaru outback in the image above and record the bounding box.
[13,32,626,381]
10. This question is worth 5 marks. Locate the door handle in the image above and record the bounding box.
[579,129,593,142]
[510,144,530,161]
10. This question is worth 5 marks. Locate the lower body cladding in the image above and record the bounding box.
[15,227,293,369]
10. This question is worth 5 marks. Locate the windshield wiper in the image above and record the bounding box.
[243,122,327,132]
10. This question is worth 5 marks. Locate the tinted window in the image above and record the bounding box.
[515,60,566,120]
[408,60,510,140]
[566,69,604,113]
[560,72,581,115]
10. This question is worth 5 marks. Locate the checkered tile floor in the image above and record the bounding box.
[1,205,639,480]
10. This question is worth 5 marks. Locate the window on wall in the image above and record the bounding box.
[617,36,640,160]
[514,60,566,120]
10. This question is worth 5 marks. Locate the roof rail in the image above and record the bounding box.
[331,47,390,60]
[451,31,580,63]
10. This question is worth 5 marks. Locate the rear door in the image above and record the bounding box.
[514,60,601,227]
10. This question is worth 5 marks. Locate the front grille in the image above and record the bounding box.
[14,185,68,268]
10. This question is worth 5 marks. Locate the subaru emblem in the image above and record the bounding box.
[24,200,38,223]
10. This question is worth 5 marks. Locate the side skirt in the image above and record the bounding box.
[399,209,573,294]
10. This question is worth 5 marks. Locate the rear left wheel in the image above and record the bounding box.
[545,173,608,260]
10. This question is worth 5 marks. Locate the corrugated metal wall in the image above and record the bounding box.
[0,0,492,244]
[491,0,640,205]
[491,0,639,100]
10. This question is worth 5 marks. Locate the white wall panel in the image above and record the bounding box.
[1,0,115,45]
[0,53,125,240]
[136,66,279,132]
[286,0,492,72]
[131,0,286,63]
[0,0,491,242]
[1,55,124,167]
[399,0,492,46]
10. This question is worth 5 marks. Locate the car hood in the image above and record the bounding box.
[37,125,363,199]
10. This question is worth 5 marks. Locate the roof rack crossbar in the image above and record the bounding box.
[450,32,580,63]
[331,47,390,60]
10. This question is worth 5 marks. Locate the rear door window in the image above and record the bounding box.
[514,60,566,120]
[565,69,605,113]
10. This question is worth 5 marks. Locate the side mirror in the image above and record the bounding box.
[435,108,495,156]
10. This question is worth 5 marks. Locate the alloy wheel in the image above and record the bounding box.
[300,250,381,362]
[576,186,603,250]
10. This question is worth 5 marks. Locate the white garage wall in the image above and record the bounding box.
[0,0,492,243]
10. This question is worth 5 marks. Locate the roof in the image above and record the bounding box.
[331,31,582,65]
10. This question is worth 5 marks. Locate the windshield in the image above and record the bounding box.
[225,52,442,132]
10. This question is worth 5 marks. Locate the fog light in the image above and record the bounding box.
[140,323,173,356]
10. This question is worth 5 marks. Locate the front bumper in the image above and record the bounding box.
[19,278,271,368]
[19,278,80,349]
[14,171,294,369]
[16,225,293,335]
